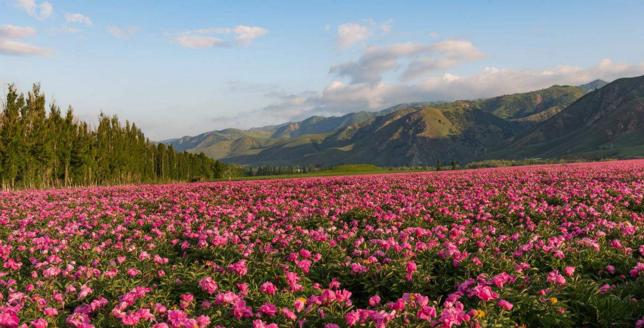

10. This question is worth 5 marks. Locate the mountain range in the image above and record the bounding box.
[163,76,644,166]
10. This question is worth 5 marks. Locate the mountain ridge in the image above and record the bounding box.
[162,77,644,166]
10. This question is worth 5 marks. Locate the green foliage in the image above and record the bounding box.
[165,76,644,168]
[328,164,381,172]
[0,84,235,189]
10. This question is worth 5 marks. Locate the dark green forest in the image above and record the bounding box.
[0,84,236,189]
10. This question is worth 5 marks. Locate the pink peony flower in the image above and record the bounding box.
[285,271,303,292]
[43,308,58,317]
[630,262,644,278]
[417,305,437,320]
[228,260,248,276]
[260,282,277,295]
[294,298,306,313]
[350,263,367,274]
[280,308,296,321]
[259,303,277,317]
[196,315,210,327]
[198,277,218,295]
[179,293,194,309]
[547,270,566,286]
[599,284,613,294]
[345,311,360,326]
[252,320,278,328]
[636,317,644,328]
[65,312,91,328]
[30,318,48,328]
[0,310,19,328]
[471,284,498,301]
[406,261,417,281]
[78,285,93,300]
[498,299,513,311]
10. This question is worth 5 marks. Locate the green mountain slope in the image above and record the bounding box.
[162,112,377,159]
[579,79,608,92]
[472,85,585,122]
[162,77,644,166]
[225,103,521,166]
[270,112,376,139]
[494,75,644,159]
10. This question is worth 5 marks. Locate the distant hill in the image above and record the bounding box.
[163,111,380,159]
[162,77,644,166]
[578,79,608,92]
[493,75,644,160]
[473,85,585,121]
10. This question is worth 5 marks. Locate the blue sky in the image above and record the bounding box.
[1,0,643,139]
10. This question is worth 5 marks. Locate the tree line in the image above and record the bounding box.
[245,164,322,177]
[0,84,235,189]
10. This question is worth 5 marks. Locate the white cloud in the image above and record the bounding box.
[415,59,644,100]
[336,20,392,48]
[0,24,49,56]
[229,58,644,128]
[65,13,93,26]
[330,40,483,84]
[0,38,50,56]
[337,23,370,48]
[38,1,52,19]
[0,24,36,38]
[173,34,224,49]
[171,25,268,48]
[107,25,139,39]
[15,0,53,20]
[431,39,483,60]
[233,25,268,45]
[402,40,484,81]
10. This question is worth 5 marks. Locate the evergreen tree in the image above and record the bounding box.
[0,84,235,189]
[0,85,25,188]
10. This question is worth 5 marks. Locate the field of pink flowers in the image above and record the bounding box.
[0,160,643,327]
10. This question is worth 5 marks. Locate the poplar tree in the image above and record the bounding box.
[0,84,234,189]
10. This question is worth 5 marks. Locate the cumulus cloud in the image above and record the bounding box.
[170,25,268,48]
[0,24,50,56]
[221,58,644,128]
[15,0,53,20]
[402,40,484,81]
[336,20,392,48]
[107,25,139,39]
[64,13,93,26]
[415,59,644,100]
[431,39,483,59]
[330,40,483,84]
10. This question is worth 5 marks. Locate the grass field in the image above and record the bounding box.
[230,164,430,181]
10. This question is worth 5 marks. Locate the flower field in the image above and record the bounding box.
[0,160,643,327]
